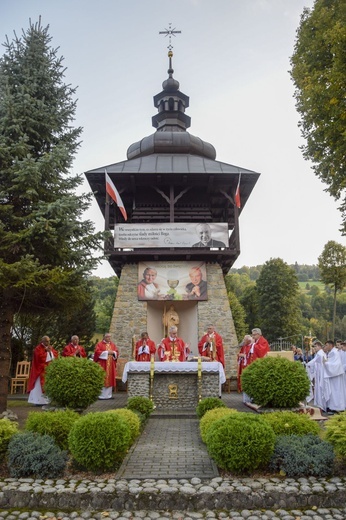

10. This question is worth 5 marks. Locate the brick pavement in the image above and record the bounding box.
[117,416,219,479]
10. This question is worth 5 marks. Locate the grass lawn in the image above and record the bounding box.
[298,280,325,291]
[7,399,31,407]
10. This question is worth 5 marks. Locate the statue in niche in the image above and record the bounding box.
[162,305,179,335]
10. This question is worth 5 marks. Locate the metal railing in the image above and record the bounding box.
[269,334,304,351]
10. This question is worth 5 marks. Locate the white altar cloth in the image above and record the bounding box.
[122,361,226,384]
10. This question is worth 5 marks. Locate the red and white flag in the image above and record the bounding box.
[235,174,241,209]
[105,170,127,221]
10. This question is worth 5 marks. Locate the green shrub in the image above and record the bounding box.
[7,432,68,478]
[130,409,146,427]
[324,411,346,459]
[269,434,335,477]
[0,419,19,455]
[44,356,105,410]
[261,411,320,436]
[196,397,226,419]
[108,409,141,444]
[200,408,238,443]
[205,412,275,473]
[68,412,131,471]
[25,409,80,450]
[126,396,154,419]
[241,357,310,408]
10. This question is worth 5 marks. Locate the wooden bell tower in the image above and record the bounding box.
[85,28,260,386]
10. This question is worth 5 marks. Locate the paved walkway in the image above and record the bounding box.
[118,416,219,479]
[118,393,251,479]
[8,391,251,480]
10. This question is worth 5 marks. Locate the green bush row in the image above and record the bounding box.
[1,395,153,477]
[197,397,337,477]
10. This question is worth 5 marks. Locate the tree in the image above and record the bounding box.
[226,290,247,342]
[290,0,346,234]
[256,258,303,342]
[224,272,254,299]
[318,240,346,339]
[90,276,119,333]
[239,284,259,332]
[0,20,103,413]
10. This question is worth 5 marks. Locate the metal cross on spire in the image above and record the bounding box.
[159,23,181,51]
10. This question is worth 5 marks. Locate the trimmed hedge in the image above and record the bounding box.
[68,412,131,471]
[126,396,154,419]
[107,409,141,444]
[205,412,275,473]
[44,356,105,410]
[241,357,310,408]
[200,407,238,443]
[25,409,80,450]
[324,411,346,459]
[196,397,226,419]
[261,410,320,436]
[0,419,19,455]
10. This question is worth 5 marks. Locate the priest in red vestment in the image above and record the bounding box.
[94,333,119,399]
[62,335,87,358]
[158,326,188,362]
[135,332,156,361]
[198,324,225,367]
[236,334,254,392]
[28,336,58,405]
[248,328,270,362]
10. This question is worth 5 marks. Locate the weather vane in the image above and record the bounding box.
[159,23,181,52]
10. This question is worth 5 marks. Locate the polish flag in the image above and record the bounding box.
[235,174,241,209]
[105,170,127,221]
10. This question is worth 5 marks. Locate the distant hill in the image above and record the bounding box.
[230,263,320,283]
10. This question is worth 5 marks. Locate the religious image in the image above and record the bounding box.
[137,262,208,301]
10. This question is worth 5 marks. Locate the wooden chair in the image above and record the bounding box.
[10,361,31,394]
[115,358,129,391]
[222,378,231,393]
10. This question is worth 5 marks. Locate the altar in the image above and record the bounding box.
[122,361,226,409]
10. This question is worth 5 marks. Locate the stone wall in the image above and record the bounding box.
[199,263,239,386]
[127,373,150,398]
[127,371,220,408]
[109,262,240,390]
[109,263,147,359]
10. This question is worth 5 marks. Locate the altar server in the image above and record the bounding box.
[135,332,156,361]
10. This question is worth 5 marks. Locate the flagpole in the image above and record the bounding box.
[104,171,110,233]
[234,203,240,256]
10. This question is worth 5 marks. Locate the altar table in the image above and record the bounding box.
[122,361,226,409]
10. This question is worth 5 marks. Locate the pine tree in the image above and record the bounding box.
[0,19,103,412]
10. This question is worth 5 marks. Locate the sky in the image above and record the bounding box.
[1,0,344,277]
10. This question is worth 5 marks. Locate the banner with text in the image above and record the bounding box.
[114,222,228,249]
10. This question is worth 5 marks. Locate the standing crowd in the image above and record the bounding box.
[306,339,346,414]
[27,333,119,404]
[27,323,227,405]
[29,327,344,413]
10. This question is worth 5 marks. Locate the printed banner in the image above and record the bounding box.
[114,222,228,249]
[138,261,208,301]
